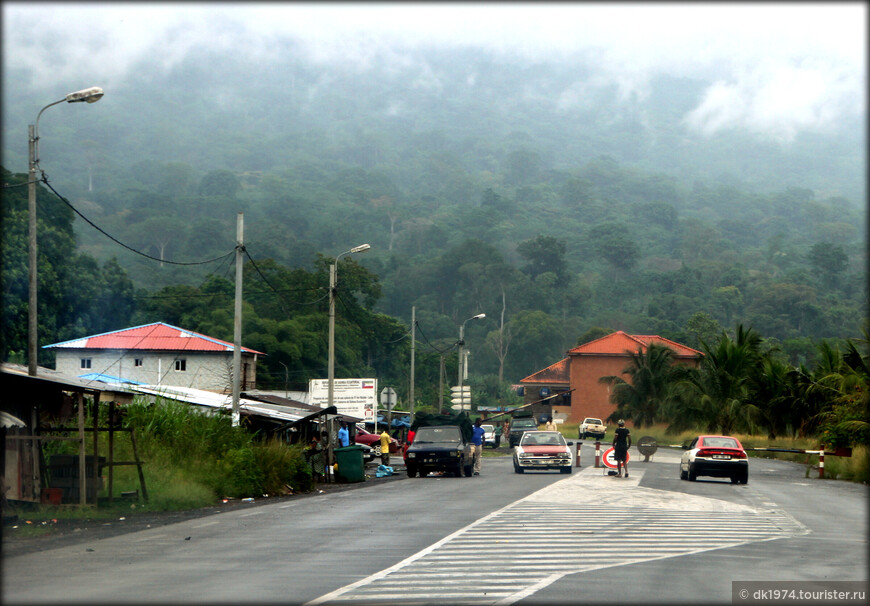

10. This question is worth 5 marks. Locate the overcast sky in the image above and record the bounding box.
[2,2,866,141]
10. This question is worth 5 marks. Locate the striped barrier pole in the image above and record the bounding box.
[575,443,582,467]
[594,441,601,468]
[818,445,825,479]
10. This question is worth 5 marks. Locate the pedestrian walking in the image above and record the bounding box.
[380,429,391,466]
[470,418,486,475]
[613,419,631,477]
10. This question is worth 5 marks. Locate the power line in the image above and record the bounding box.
[39,173,235,266]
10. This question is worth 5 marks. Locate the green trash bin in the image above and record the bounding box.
[334,445,366,483]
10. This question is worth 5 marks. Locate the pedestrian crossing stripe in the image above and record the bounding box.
[306,470,807,605]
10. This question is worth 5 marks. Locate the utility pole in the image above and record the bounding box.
[232,212,243,427]
[438,355,445,414]
[27,124,38,376]
[26,86,104,376]
[409,306,415,425]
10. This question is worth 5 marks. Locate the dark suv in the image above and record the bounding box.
[508,417,539,447]
[405,425,472,478]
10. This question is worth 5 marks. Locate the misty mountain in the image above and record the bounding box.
[3,44,864,204]
[2,38,865,385]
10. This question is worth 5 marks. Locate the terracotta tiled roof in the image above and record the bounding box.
[519,358,570,384]
[567,331,702,358]
[44,322,265,355]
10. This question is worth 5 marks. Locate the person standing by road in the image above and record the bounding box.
[379,429,391,466]
[544,417,558,432]
[613,419,631,478]
[470,418,486,476]
[305,434,325,482]
[337,422,350,448]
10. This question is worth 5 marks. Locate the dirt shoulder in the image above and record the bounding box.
[2,470,406,557]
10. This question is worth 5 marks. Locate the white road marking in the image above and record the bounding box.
[306,468,807,605]
[191,520,219,528]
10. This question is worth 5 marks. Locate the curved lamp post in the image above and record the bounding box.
[457,313,486,409]
[327,243,371,411]
[28,86,104,375]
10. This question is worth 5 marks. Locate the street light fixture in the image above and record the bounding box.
[457,313,486,409]
[28,86,104,376]
[327,243,371,410]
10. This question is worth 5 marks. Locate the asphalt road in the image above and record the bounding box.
[2,442,866,605]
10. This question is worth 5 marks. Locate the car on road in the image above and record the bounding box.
[508,416,539,447]
[404,425,472,478]
[680,435,749,484]
[354,427,399,456]
[578,417,607,440]
[513,431,574,474]
[481,424,500,448]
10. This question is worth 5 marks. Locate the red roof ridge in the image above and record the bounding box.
[44,321,265,355]
[567,331,701,357]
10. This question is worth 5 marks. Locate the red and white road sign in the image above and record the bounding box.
[602,447,629,468]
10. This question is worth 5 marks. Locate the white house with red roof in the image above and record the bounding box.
[44,322,264,392]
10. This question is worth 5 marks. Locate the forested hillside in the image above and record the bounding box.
[1,43,865,403]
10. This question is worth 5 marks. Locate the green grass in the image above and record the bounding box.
[11,398,316,520]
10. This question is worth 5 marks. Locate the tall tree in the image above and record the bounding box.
[599,343,677,427]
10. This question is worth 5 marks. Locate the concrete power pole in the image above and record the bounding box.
[232,212,243,427]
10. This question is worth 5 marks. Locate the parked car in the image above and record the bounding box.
[404,425,472,478]
[513,431,574,474]
[508,416,539,447]
[578,417,607,440]
[354,427,399,456]
[481,424,500,448]
[680,435,749,484]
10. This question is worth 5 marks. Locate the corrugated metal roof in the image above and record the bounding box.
[43,322,264,355]
[567,331,702,357]
[130,384,308,422]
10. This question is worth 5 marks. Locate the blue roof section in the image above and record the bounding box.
[78,373,147,386]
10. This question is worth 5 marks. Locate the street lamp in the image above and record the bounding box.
[327,243,371,411]
[457,313,486,409]
[28,86,104,376]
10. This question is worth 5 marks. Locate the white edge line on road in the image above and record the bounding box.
[191,520,220,528]
[303,475,579,606]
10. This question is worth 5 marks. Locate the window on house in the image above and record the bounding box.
[81,358,92,369]
[175,359,186,371]
[134,358,143,367]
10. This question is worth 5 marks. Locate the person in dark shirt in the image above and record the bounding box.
[613,419,631,478]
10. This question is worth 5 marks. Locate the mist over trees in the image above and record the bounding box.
[1,41,865,416]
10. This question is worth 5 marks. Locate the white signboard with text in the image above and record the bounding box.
[309,378,377,420]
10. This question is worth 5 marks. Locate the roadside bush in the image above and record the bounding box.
[58,397,320,506]
[211,447,264,498]
[254,438,313,495]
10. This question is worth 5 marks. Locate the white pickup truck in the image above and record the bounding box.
[578,417,607,440]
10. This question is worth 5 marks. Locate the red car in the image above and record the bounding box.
[354,427,399,456]
[513,431,574,474]
[680,435,749,484]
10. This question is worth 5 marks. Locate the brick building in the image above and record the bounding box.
[519,331,702,425]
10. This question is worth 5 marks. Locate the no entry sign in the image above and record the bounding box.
[602,447,629,468]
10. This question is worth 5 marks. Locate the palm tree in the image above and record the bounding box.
[599,343,677,428]
[807,329,870,447]
[667,325,766,435]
